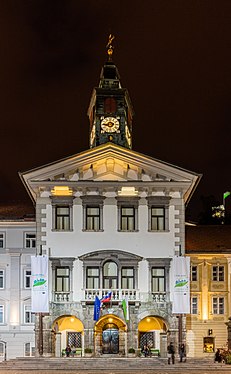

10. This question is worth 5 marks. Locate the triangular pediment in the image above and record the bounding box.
[20,143,201,203]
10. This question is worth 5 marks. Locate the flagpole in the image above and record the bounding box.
[38,245,43,357]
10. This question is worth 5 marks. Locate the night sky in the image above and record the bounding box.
[1,1,231,221]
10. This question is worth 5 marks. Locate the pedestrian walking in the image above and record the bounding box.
[167,342,175,364]
[179,343,185,362]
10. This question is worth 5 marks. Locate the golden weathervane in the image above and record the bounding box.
[106,34,115,60]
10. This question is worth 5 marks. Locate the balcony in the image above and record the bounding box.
[84,289,139,302]
[53,291,72,302]
[52,289,169,306]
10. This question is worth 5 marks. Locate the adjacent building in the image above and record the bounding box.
[186,224,231,357]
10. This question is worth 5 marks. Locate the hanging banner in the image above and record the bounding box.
[172,256,190,314]
[31,255,49,313]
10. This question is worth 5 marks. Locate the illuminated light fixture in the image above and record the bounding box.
[118,187,138,196]
[51,186,73,196]
[108,318,113,323]
[146,318,151,323]
[70,317,75,323]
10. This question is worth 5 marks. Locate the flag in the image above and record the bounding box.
[94,296,101,321]
[101,291,112,303]
[224,191,231,200]
[31,255,49,313]
[122,297,129,322]
[172,256,190,314]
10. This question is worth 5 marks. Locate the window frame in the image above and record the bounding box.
[24,305,35,324]
[24,342,35,357]
[103,261,118,289]
[121,267,135,289]
[146,196,170,232]
[24,233,36,249]
[191,265,198,282]
[0,270,4,289]
[212,265,224,282]
[116,197,139,232]
[151,267,166,293]
[191,296,198,314]
[86,267,100,289]
[0,232,5,249]
[0,305,4,324]
[24,269,31,289]
[212,296,224,315]
[150,207,165,231]
[81,195,105,232]
[51,196,74,232]
[55,266,70,292]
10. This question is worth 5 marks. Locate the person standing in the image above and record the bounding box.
[65,345,71,357]
[167,342,175,364]
[179,343,185,362]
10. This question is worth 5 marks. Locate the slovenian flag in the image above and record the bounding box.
[101,291,112,303]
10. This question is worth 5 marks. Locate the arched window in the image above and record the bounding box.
[103,261,118,289]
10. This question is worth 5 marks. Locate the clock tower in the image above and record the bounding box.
[88,35,134,149]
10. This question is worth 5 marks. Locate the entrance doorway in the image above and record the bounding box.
[138,316,167,353]
[102,326,119,354]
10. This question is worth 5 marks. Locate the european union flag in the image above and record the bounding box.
[94,295,101,321]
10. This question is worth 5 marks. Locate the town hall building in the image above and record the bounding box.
[4,37,224,360]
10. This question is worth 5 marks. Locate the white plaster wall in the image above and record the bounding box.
[43,200,180,259]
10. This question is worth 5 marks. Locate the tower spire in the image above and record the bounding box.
[106,34,115,61]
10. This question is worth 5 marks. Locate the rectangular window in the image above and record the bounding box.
[24,305,35,324]
[0,270,4,289]
[25,233,36,248]
[86,206,100,231]
[191,296,198,314]
[86,267,99,289]
[25,342,35,357]
[151,207,165,231]
[191,266,198,281]
[121,267,134,289]
[55,267,70,292]
[151,268,165,292]
[24,270,31,289]
[55,206,70,231]
[0,233,5,249]
[212,297,224,314]
[212,266,224,281]
[121,206,135,231]
[0,306,4,323]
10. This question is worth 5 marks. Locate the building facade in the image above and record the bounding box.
[0,46,211,360]
[0,219,36,360]
[186,225,231,358]
[19,47,200,358]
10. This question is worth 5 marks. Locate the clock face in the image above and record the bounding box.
[101,117,120,133]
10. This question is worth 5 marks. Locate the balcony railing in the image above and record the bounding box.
[52,289,169,305]
[84,289,139,301]
[53,291,72,302]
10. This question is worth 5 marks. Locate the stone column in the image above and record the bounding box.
[160,333,167,358]
[55,332,61,357]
